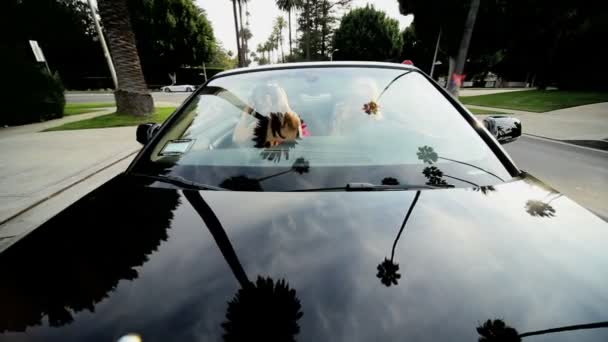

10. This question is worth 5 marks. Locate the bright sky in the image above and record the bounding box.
[196,0,413,56]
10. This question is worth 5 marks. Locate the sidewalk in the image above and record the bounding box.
[0,103,181,251]
[0,123,140,251]
[468,102,608,141]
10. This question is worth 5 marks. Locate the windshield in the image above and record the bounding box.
[131,66,513,191]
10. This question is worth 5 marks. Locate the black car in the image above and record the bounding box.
[1,62,607,342]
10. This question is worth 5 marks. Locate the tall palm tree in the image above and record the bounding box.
[237,0,249,66]
[275,0,302,56]
[230,0,243,67]
[275,17,286,62]
[183,190,304,341]
[377,191,421,287]
[97,0,153,116]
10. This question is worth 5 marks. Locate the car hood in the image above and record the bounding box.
[1,174,608,341]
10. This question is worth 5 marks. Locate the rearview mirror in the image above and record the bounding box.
[136,123,160,145]
[482,116,522,144]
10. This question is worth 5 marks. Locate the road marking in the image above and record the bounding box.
[522,134,608,154]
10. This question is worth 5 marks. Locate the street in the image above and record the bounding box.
[66,91,189,104]
[505,135,608,220]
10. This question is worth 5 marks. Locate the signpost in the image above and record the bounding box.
[29,40,51,74]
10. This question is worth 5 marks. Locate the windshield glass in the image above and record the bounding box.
[131,66,513,191]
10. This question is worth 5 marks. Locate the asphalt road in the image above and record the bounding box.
[504,135,608,220]
[66,91,189,105]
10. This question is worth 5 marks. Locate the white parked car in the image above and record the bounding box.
[160,84,196,92]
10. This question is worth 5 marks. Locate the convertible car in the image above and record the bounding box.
[1,62,607,342]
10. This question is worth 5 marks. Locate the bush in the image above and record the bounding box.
[2,63,65,126]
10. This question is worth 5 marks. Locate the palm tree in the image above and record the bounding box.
[275,0,302,56]
[230,0,243,67]
[275,16,287,62]
[377,191,421,287]
[257,157,309,181]
[97,0,153,116]
[183,191,304,341]
[237,0,248,65]
[525,192,562,218]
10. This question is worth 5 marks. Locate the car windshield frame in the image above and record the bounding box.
[127,63,521,191]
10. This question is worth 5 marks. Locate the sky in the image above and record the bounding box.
[196,0,413,56]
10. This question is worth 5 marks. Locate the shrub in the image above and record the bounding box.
[2,63,65,126]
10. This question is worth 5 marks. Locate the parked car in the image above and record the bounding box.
[2,62,607,342]
[160,84,195,92]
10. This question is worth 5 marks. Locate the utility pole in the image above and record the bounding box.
[430,28,441,79]
[447,0,480,97]
[86,0,118,89]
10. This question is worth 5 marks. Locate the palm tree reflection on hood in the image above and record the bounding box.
[183,190,303,341]
[476,318,608,341]
[525,192,562,218]
[525,200,556,218]
[377,191,421,287]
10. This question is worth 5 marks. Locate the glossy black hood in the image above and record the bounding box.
[1,174,608,342]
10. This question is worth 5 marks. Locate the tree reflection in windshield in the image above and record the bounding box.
[183,191,304,341]
[377,191,421,287]
[220,157,310,191]
[417,145,504,186]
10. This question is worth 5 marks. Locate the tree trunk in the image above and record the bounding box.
[305,0,311,61]
[237,0,246,66]
[447,0,480,97]
[280,33,285,63]
[98,0,153,116]
[232,0,242,67]
[288,9,293,56]
[447,56,455,89]
[320,1,327,57]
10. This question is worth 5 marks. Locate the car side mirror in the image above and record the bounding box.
[136,123,160,145]
[483,116,522,144]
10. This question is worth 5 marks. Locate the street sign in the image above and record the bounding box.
[29,40,46,62]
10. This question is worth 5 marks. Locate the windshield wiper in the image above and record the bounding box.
[130,173,228,191]
[290,182,453,192]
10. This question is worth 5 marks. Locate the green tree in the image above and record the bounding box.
[99,0,153,116]
[332,5,403,61]
[209,44,238,70]
[297,0,351,61]
[275,0,303,55]
[128,0,216,74]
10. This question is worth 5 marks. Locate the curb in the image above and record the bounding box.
[522,134,608,153]
[0,148,139,227]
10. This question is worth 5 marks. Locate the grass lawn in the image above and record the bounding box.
[466,107,510,115]
[46,107,176,131]
[460,90,608,112]
[64,102,115,116]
